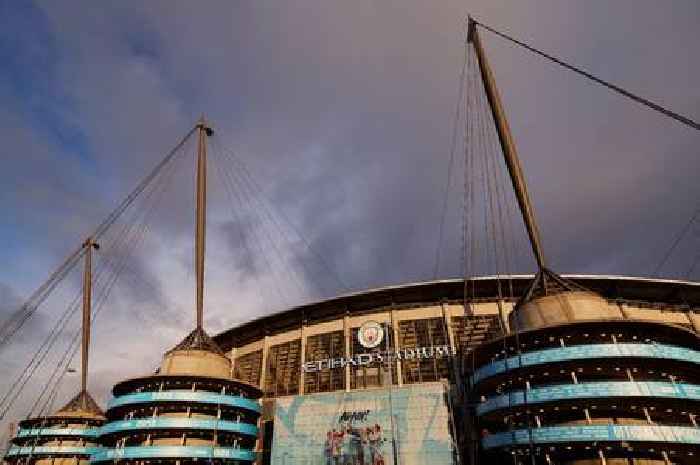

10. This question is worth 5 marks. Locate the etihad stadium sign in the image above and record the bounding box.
[302,345,456,373]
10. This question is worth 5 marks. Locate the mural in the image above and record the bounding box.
[271,383,454,465]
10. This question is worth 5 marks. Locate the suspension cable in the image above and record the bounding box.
[215,140,349,295]
[434,43,469,279]
[472,18,700,132]
[3,135,188,422]
[0,125,196,355]
[0,249,84,350]
[653,202,700,277]
[211,142,305,303]
[208,141,290,309]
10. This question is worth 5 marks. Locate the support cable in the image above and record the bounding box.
[472,19,700,132]
[93,126,197,239]
[0,125,196,354]
[219,142,349,293]
[208,143,288,309]
[216,146,314,296]
[9,137,187,421]
[653,202,700,277]
[216,141,347,297]
[0,250,84,351]
[31,149,181,418]
[216,146,309,297]
[464,43,478,308]
[0,280,83,419]
[209,143,300,304]
[685,250,700,281]
[434,44,469,279]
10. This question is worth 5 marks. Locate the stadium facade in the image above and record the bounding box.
[211,275,700,465]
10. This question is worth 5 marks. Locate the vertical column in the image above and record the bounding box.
[440,300,458,387]
[391,307,403,387]
[299,316,307,395]
[618,302,630,320]
[229,347,237,379]
[344,312,351,392]
[259,334,269,392]
[441,300,456,351]
[497,300,511,335]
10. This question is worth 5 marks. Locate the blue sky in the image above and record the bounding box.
[0,0,699,429]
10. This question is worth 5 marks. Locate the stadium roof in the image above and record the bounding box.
[214,275,700,349]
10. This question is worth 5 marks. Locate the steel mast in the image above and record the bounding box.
[195,116,213,329]
[80,238,99,404]
[467,17,546,271]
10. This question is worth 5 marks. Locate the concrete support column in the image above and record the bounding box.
[299,318,306,395]
[259,334,269,392]
[344,312,351,392]
[618,302,630,320]
[441,300,456,352]
[441,300,459,388]
[229,347,237,379]
[496,299,511,335]
[391,307,403,386]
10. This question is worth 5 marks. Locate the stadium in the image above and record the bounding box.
[212,274,700,465]
[4,16,700,465]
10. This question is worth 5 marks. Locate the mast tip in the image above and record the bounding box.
[196,116,214,136]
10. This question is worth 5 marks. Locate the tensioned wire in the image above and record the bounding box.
[472,19,700,132]
[0,132,192,426]
[433,34,469,280]
[218,141,349,294]
[0,126,197,355]
[653,202,700,278]
[208,139,301,307]
[212,137,348,301]
[11,214,167,461]
[207,138,289,310]
[31,135,190,419]
[215,141,312,299]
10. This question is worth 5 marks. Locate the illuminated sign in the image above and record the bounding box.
[302,345,456,373]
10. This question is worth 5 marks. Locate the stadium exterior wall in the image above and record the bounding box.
[211,275,700,464]
[214,275,700,399]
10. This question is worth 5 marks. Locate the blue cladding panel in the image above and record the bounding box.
[476,381,700,415]
[90,446,256,462]
[99,418,258,437]
[482,425,700,449]
[16,428,99,438]
[472,343,700,383]
[5,446,99,456]
[107,390,261,413]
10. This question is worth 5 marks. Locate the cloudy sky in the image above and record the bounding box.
[0,0,698,427]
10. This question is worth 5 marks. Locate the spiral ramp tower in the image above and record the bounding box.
[465,18,700,464]
[469,304,700,464]
[90,117,262,465]
[92,328,262,465]
[3,392,104,465]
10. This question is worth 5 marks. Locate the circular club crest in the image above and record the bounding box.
[358,321,384,349]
